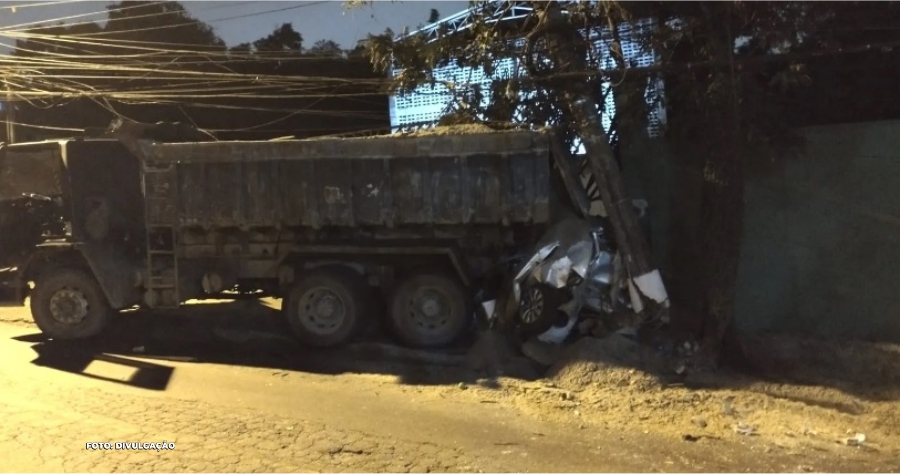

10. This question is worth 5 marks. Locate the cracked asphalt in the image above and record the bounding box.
[0,301,879,473]
[0,301,648,473]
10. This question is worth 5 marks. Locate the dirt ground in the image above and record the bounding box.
[432,329,900,468]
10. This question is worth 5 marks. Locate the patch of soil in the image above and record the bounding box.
[742,332,900,400]
[396,124,499,136]
[430,331,900,462]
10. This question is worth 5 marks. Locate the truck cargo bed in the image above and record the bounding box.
[136,130,552,229]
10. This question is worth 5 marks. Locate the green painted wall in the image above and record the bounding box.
[622,120,900,341]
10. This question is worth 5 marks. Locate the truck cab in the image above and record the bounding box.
[0,139,145,337]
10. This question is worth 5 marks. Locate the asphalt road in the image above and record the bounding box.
[0,302,883,473]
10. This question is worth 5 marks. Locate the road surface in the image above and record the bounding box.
[0,302,889,472]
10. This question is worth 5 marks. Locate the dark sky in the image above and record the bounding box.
[0,0,469,49]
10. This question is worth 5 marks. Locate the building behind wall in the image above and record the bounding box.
[387,3,667,151]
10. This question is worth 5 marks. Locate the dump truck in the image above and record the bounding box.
[0,127,595,348]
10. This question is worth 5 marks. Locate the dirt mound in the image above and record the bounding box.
[439,332,900,457]
[397,124,505,136]
[546,334,669,392]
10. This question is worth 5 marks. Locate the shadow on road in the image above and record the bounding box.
[19,336,175,391]
[12,299,541,391]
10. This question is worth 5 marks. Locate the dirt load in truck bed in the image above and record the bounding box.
[130,127,548,163]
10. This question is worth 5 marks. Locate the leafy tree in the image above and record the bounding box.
[428,9,441,23]
[307,39,344,57]
[104,1,225,50]
[346,39,370,59]
[366,0,884,367]
[229,42,253,55]
[253,23,303,53]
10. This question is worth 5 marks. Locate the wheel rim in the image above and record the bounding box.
[297,286,347,336]
[406,287,453,336]
[49,287,90,325]
[519,287,545,324]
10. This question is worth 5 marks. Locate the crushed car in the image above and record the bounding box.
[480,203,664,348]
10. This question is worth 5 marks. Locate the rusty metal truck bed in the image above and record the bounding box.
[135,130,552,229]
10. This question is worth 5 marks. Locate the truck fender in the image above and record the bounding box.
[22,242,138,310]
[75,242,140,310]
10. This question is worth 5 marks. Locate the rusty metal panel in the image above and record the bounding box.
[508,152,538,223]
[144,166,177,226]
[532,155,551,224]
[315,158,355,227]
[467,153,504,224]
[176,163,205,226]
[243,160,280,226]
[390,157,429,225]
[137,130,546,163]
[208,163,244,226]
[429,156,465,225]
[278,160,316,228]
[150,131,554,229]
[351,158,389,226]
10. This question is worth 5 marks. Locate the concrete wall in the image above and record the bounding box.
[621,120,900,342]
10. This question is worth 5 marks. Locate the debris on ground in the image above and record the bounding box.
[440,325,900,460]
[733,423,758,436]
[846,433,867,447]
[521,339,563,367]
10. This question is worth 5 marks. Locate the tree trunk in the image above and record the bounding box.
[697,136,745,367]
[696,4,748,368]
[532,5,662,316]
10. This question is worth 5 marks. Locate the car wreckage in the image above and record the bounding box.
[483,211,660,344]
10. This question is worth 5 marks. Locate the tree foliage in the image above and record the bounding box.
[307,39,345,58]
[104,1,225,49]
[366,0,900,366]
[428,9,441,24]
[252,23,304,53]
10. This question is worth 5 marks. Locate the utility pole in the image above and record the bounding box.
[528,4,670,318]
[4,83,15,144]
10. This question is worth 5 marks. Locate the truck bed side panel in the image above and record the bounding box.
[143,132,552,228]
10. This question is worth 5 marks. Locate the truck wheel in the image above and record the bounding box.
[389,273,470,348]
[284,267,369,348]
[30,268,112,340]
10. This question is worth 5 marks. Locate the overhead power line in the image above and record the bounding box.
[1,30,353,61]
[2,120,83,132]
[62,1,331,38]
[0,49,382,84]
[0,1,168,32]
[1,1,255,34]
[0,0,95,11]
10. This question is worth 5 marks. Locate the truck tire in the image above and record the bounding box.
[30,268,113,340]
[284,267,369,348]
[389,273,470,348]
